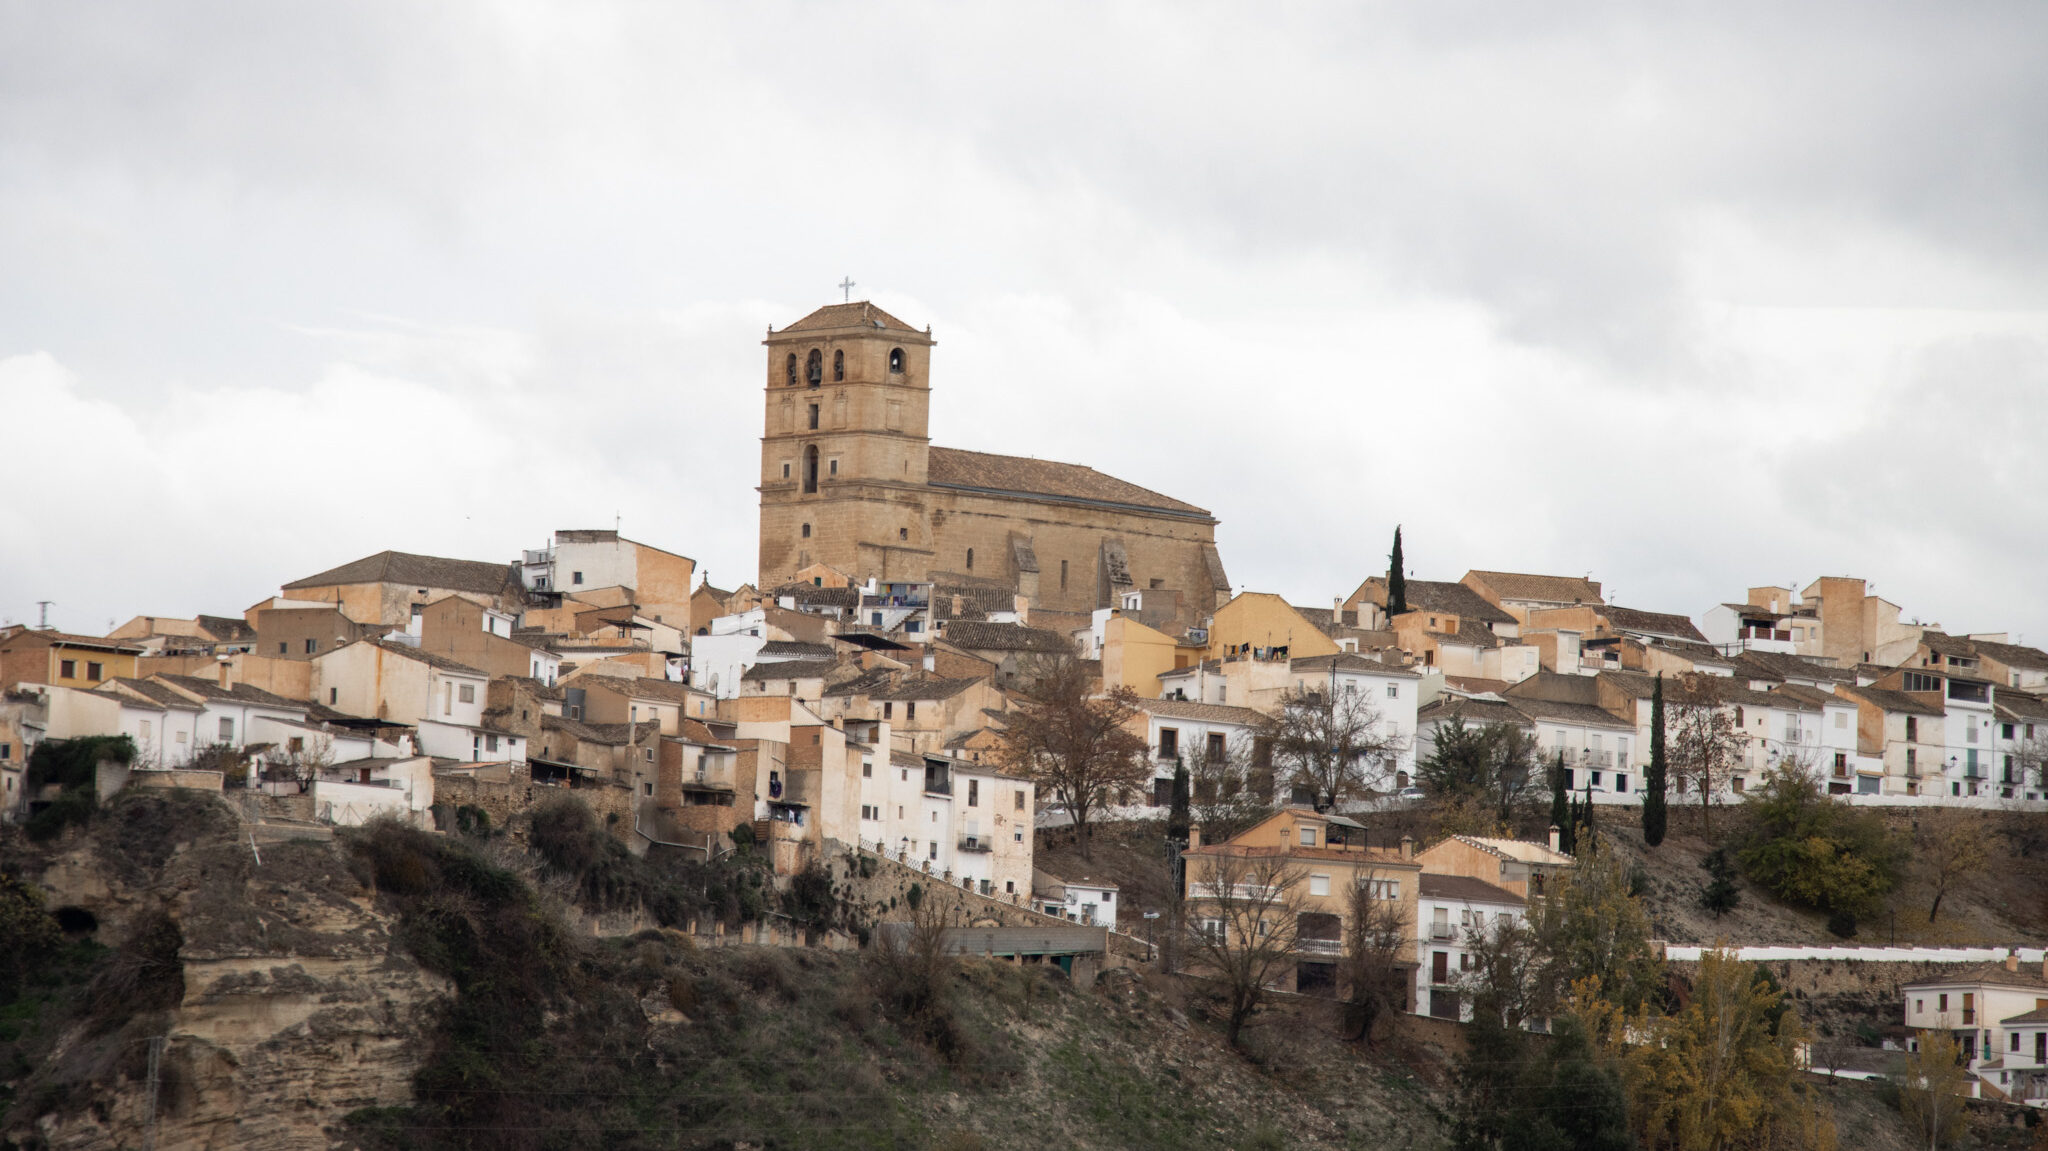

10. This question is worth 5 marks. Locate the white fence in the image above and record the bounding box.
[1665,945,2046,964]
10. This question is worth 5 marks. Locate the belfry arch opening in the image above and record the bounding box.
[785,353,797,386]
[806,349,822,386]
[888,347,905,373]
[832,349,844,381]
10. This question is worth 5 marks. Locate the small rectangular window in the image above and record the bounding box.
[968,779,979,806]
[1386,683,1398,699]
[458,684,475,703]
[644,782,654,796]
[279,641,289,654]
[86,662,103,681]
[1014,790,1025,811]
[1158,728,1178,758]
[863,761,873,778]
[305,638,317,654]
[906,702,916,721]
[59,659,76,678]
[1060,559,1068,590]
[572,571,584,585]
[829,459,839,475]
[329,687,339,704]
[884,702,893,719]
[1299,826,1315,846]
[219,717,234,741]
[1309,874,1329,896]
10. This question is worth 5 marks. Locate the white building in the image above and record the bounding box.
[1131,697,1272,805]
[1032,869,1119,930]
[864,749,1034,901]
[1419,872,1526,1021]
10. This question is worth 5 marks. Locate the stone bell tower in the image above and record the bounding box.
[757,301,937,590]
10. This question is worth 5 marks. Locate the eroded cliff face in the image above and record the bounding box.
[18,798,446,1151]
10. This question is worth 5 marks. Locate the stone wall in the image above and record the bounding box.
[823,838,1154,966]
[430,766,637,847]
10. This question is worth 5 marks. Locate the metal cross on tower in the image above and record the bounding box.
[839,276,856,302]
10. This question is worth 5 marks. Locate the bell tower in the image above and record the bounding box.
[758,301,936,590]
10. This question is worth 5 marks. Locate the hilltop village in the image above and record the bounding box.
[7,302,2048,1147]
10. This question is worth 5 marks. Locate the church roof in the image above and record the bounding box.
[927,447,1211,520]
[779,301,922,334]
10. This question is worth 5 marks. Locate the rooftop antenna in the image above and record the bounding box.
[839,276,856,302]
[35,601,53,629]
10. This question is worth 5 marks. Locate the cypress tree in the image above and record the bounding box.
[1386,526,1408,618]
[1578,779,1596,855]
[1550,752,1570,853]
[1644,672,1669,847]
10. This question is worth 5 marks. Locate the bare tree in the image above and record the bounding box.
[997,657,1149,859]
[1182,850,1304,1047]
[1339,870,1412,1044]
[1186,730,1274,845]
[1273,684,1405,812]
[1457,912,1543,1029]
[1895,1027,1972,1150]
[1918,809,1989,923]
[867,882,957,1022]
[1666,673,1750,834]
[288,734,334,794]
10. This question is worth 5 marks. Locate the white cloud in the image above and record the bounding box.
[3,2,2047,643]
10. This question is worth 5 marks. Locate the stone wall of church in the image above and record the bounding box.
[763,481,1222,618]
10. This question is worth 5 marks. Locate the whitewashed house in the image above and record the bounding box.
[1420,873,1526,1021]
[1032,869,1119,930]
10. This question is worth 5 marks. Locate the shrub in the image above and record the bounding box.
[1700,847,1741,916]
[1734,767,1903,915]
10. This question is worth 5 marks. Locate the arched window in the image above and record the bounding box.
[832,349,844,381]
[806,349,822,387]
[888,348,905,373]
[785,353,797,386]
[803,445,820,493]
[966,547,974,570]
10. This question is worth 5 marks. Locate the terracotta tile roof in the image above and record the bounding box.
[1971,638,2048,672]
[2002,1005,2048,1025]
[772,583,860,609]
[1602,606,1706,643]
[1183,843,1420,868]
[926,446,1211,520]
[0,628,145,654]
[1730,650,1857,685]
[153,674,306,710]
[940,621,1073,654]
[366,639,487,678]
[869,674,987,702]
[1836,683,1948,718]
[195,614,258,643]
[1137,698,1274,727]
[541,713,658,745]
[1418,698,1533,729]
[1506,697,1636,729]
[1394,580,1520,626]
[1418,873,1526,905]
[1904,963,2048,992]
[283,550,519,597]
[1464,570,1604,607]
[1997,692,2048,722]
[741,658,838,682]
[1427,627,1499,650]
[778,301,922,334]
[1646,639,1738,667]
[929,582,1022,622]
[1441,835,1576,867]
[97,679,201,711]
[1289,653,1421,678]
[759,640,837,659]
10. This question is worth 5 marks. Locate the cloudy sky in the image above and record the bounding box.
[4,2,2046,641]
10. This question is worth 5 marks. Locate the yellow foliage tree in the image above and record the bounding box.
[1622,950,1833,1151]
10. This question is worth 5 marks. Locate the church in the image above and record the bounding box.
[757,300,1230,628]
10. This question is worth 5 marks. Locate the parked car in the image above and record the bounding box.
[1397,786,1427,803]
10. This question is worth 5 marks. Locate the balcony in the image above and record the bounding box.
[957,832,992,853]
[1429,924,1458,942]
[1297,937,1344,957]
[1740,625,1793,643]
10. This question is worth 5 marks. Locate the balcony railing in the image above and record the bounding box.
[957,833,992,853]
[1740,626,1793,642]
[1429,925,1457,941]
[1297,937,1343,956]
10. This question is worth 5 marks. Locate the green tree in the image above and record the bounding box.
[1386,526,1409,618]
[1529,841,1663,1017]
[1644,673,1668,847]
[1550,752,1572,853]
[1735,766,1904,918]
[1699,847,1741,916]
[1452,1010,1632,1151]
[0,871,62,1004]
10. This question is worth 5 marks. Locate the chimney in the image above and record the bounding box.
[1548,824,1562,852]
[1400,834,1415,860]
[922,649,936,674]
[216,656,233,690]
[2005,950,2019,973]
[1187,826,1202,849]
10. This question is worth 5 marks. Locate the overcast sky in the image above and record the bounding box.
[4,2,2046,643]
